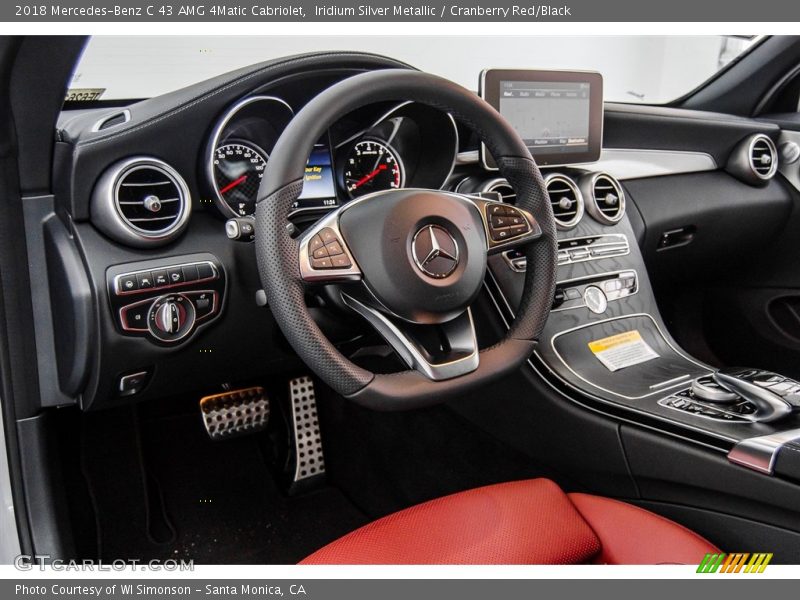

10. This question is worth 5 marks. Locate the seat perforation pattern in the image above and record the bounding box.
[301,479,601,564]
[300,479,719,565]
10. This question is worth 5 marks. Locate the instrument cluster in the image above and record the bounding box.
[206,96,459,220]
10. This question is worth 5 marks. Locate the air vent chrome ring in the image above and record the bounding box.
[91,157,191,248]
[748,134,778,181]
[544,173,584,230]
[580,172,626,225]
[727,133,778,186]
[479,178,517,204]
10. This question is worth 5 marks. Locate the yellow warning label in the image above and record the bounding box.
[588,330,644,353]
[588,329,659,372]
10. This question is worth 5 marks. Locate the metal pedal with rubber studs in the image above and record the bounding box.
[199,386,270,441]
[289,376,325,483]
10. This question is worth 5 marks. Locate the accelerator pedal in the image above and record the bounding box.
[200,386,270,441]
[288,376,326,486]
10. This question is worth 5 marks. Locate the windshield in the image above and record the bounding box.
[71,35,758,104]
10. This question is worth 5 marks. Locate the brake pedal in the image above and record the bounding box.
[288,376,325,483]
[200,386,270,441]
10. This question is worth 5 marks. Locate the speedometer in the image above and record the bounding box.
[343,140,404,199]
[212,142,267,216]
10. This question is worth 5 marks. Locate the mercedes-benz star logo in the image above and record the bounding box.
[411,225,459,279]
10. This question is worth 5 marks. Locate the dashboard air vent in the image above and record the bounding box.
[727,133,778,186]
[749,135,778,180]
[482,179,516,204]
[581,173,626,225]
[544,174,584,230]
[91,157,191,248]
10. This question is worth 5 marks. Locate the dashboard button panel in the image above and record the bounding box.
[114,260,218,296]
[550,270,638,312]
[504,233,630,272]
[107,255,225,345]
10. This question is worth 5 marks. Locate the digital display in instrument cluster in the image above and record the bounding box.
[293,143,338,211]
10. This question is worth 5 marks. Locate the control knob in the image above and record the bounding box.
[148,294,196,343]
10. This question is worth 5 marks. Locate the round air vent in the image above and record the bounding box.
[480,178,517,204]
[580,172,626,225]
[749,135,778,180]
[544,173,584,230]
[91,157,191,248]
[727,133,778,186]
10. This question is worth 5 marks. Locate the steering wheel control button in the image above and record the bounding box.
[325,240,344,256]
[486,203,532,244]
[306,227,354,272]
[312,246,330,259]
[583,285,608,314]
[490,214,510,228]
[309,235,325,253]
[118,370,150,397]
[311,257,334,270]
[412,224,460,279]
[147,294,196,343]
[331,255,352,269]
[320,228,339,245]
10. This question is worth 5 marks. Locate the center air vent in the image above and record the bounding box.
[727,133,778,186]
[581,173,626,225]
[544,174,584,230]
[91,157,191,248]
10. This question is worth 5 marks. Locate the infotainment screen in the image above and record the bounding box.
[292,142,338,211]
[480,69,603,168]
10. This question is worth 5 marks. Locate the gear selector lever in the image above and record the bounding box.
[713,368,793,423]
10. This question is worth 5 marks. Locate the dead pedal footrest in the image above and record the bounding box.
[289,376,325,482]
[200,386,270,441]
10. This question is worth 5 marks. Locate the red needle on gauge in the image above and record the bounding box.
[219,174,247,195]
[352,164,387,189]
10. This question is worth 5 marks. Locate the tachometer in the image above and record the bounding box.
[212,142,267,216]
[343,140,404,199]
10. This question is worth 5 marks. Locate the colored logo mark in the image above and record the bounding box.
[697,552,773,573]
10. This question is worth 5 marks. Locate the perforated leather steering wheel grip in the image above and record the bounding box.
[255,69,557,410]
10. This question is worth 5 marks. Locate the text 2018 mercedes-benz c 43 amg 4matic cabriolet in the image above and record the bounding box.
[2,35,800,565]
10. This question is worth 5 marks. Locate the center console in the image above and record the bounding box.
[486,183,800,484]
[476,67,800,488]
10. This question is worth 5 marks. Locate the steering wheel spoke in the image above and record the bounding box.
[465,196,543,255]
[256,69,557,408]
[298,208,362,284]
[341,292,479,381]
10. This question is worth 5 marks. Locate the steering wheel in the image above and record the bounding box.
[255,69,557,410]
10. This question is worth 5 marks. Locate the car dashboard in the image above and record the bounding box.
[36,51,800,486]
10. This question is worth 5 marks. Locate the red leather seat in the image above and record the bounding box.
[300,479,718,564]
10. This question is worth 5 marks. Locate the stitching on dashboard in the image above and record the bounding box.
[75,52,413,149]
